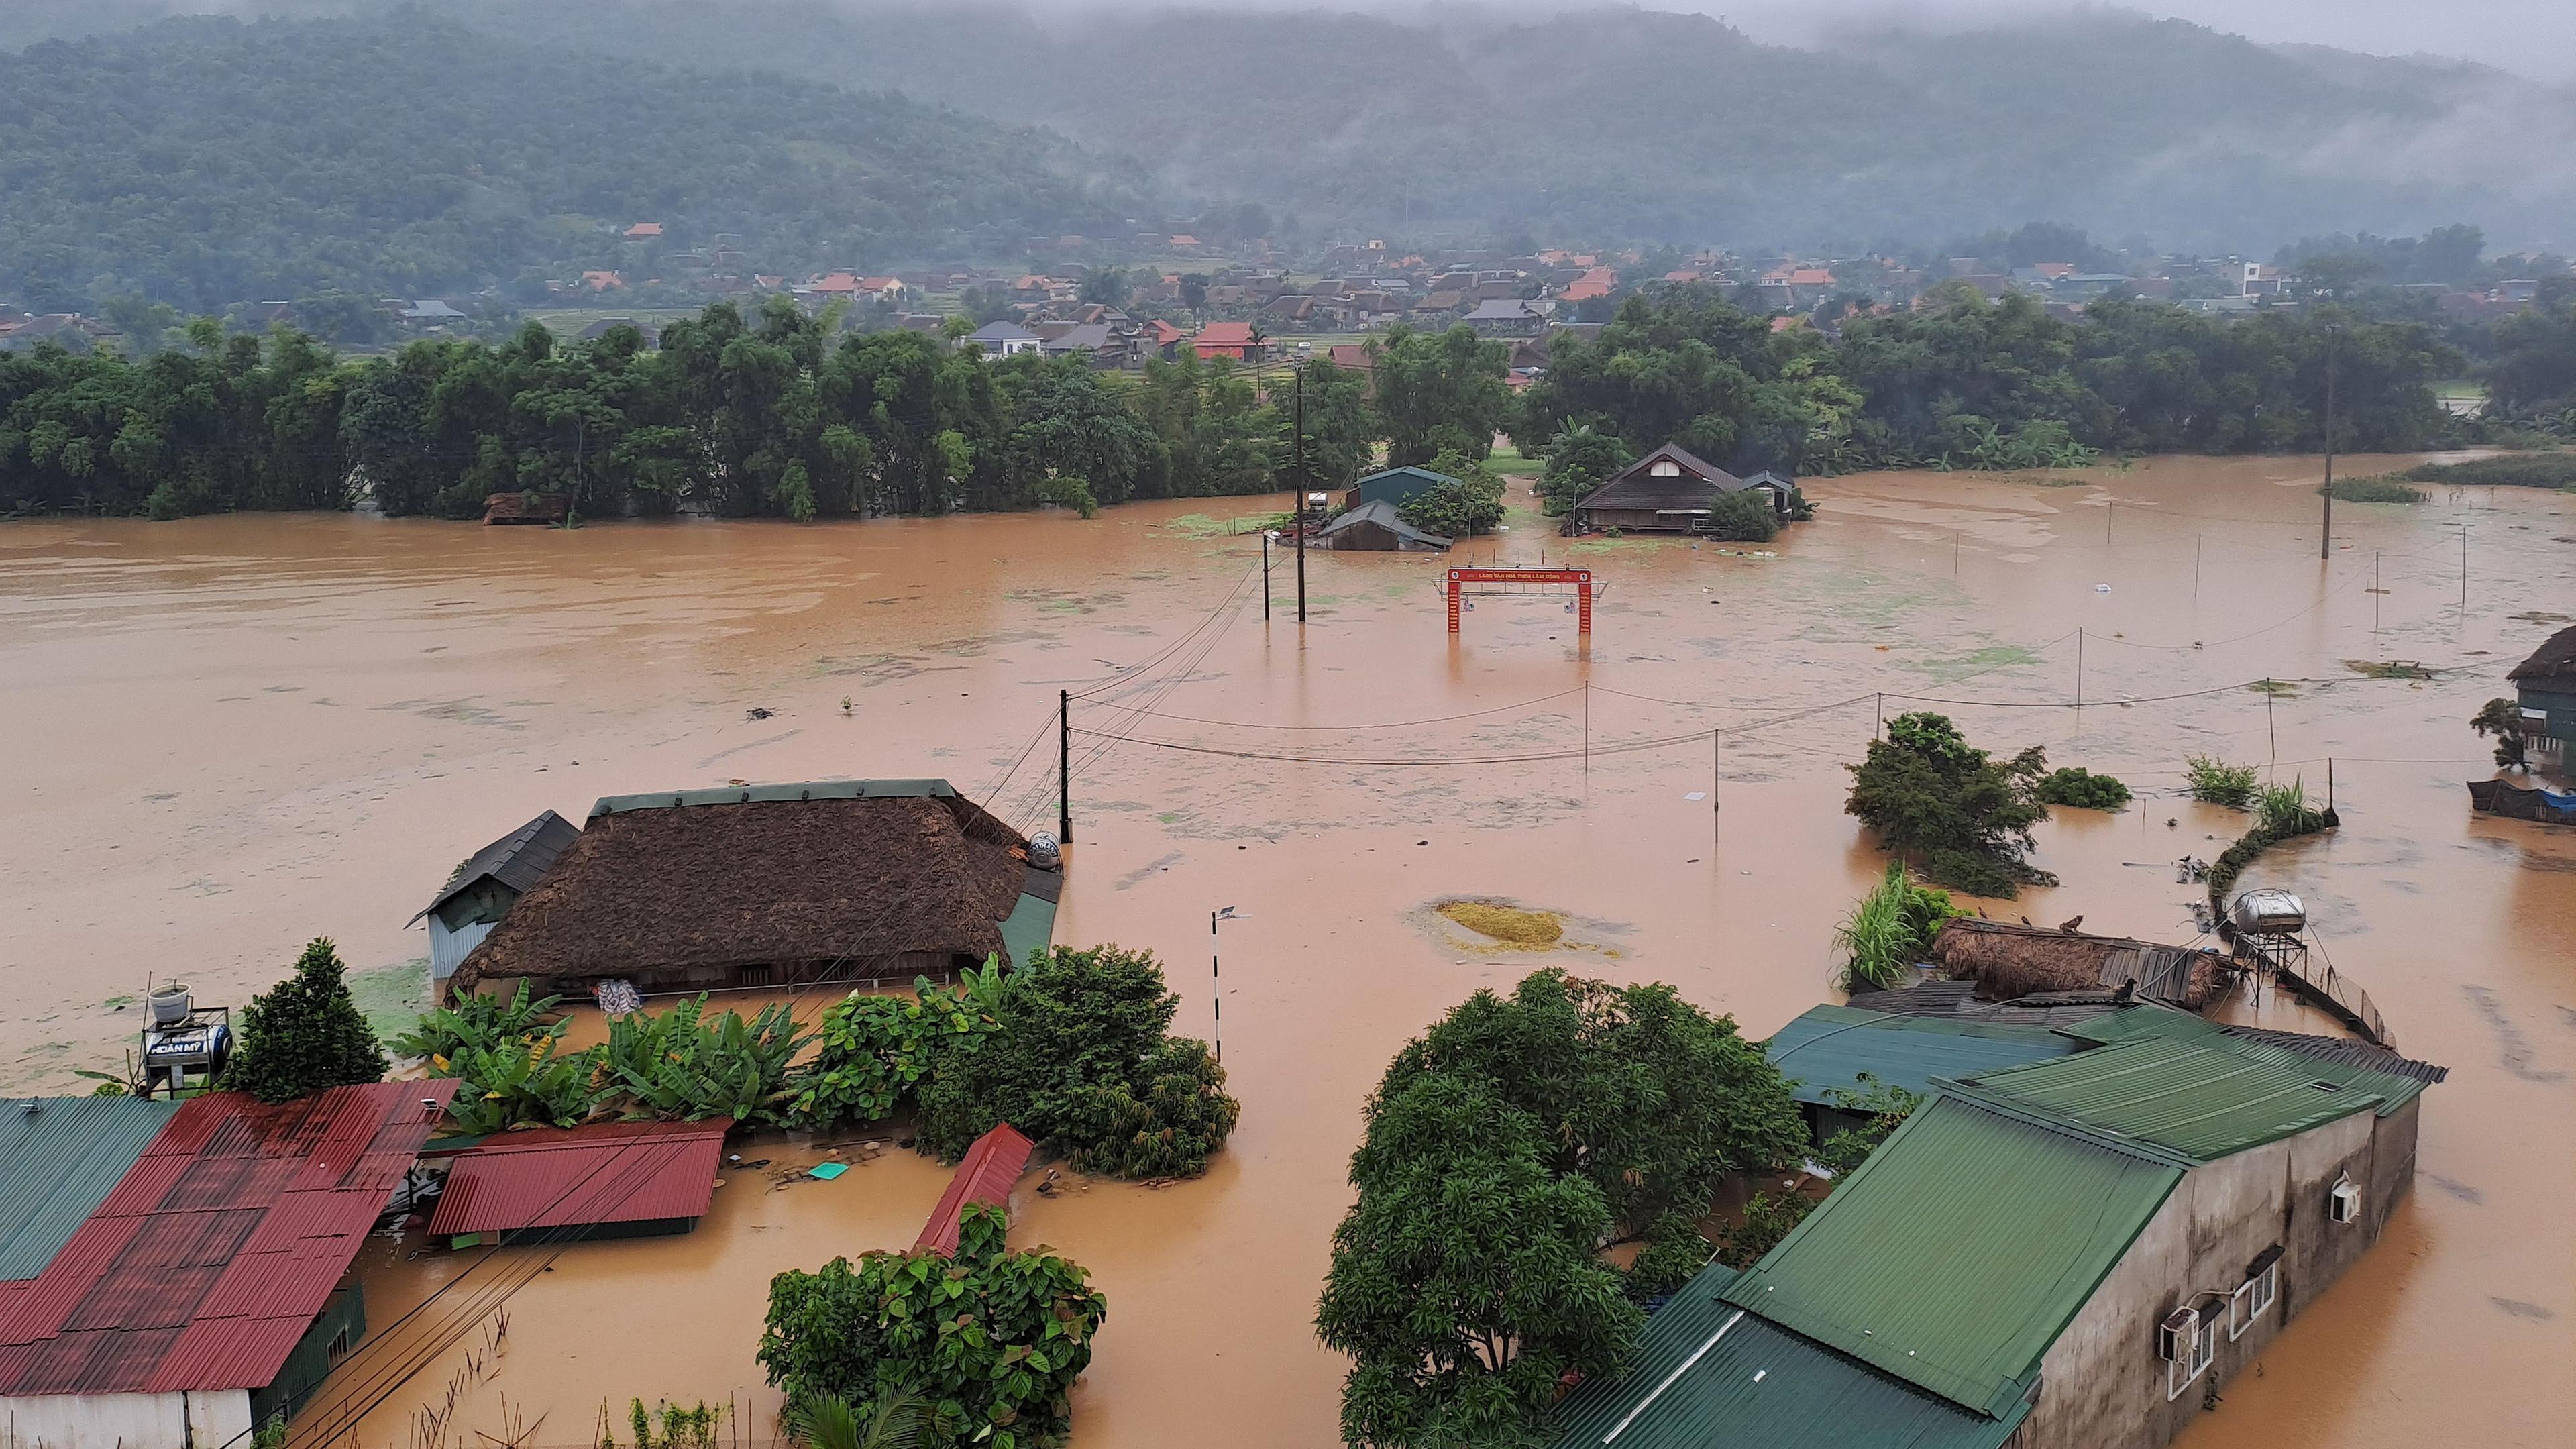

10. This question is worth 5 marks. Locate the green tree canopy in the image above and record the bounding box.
[219,938,385,1102]
[1845,712,2055,896]
[1317,1072,1640,1449]
[1368,325,1509,466]
[915,945,1240,1179]
[761,1205,1106,1449]
[1375,969,1805,1232]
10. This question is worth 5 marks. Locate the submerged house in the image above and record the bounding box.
[1315,500,1451,553]
[424,1120,731,1248]
[0,1083,456,1449]
[2508,622,2576,753]
[1565,443,1801,534]
[1561,1008,2442,1449]
[411,810,581,991]
[446,780,1059,1002]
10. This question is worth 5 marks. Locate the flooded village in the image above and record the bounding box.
[1,451,2569,1449]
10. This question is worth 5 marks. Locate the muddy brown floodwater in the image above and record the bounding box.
[3,455,2570,1449]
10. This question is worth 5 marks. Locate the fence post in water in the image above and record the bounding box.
[1059,688,1073,845]
[2265,680,2277,767]
[2327,756,2335,813]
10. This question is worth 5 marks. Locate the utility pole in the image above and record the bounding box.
[2076,629,2085,710]
[2194,533,2202,598]
[2320,325,2339,561]
[1058,689,1073,845]
[1712,729,1721,847]
[1294,368,1308,625]
[1261,531,1271,622]
[1209,906,1236,1063]
[2265,680,2277,767]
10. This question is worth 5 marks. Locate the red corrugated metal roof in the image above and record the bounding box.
[914,1124,1034,1257]
[0,1080,455,1396]
[423,1121,729,1238]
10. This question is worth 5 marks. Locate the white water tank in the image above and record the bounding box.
[2229,889,2306,936]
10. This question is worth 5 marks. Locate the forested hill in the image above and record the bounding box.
[0,13,1142,311]
[393,1,2576,248]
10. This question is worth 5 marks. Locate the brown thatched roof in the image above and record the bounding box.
[450,782,1030,992]
[1928,918,2230,1010]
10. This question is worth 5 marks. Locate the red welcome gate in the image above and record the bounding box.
[1446,567,1594,635]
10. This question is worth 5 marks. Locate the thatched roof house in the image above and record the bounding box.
[447,780,1059,1000]
[1928,918,2231,1010]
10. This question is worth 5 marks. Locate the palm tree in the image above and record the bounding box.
[785,1390,929,1449]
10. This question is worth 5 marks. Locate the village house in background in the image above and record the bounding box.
[1564,1003,2443,1449]
[443,779,1061,1004]
[1564,442,1803,534]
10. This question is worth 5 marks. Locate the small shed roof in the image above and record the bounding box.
[2508,623,2576,685]
[1550,1263,2025,1449]
[413,810,580,924]
[0,1081,457,1395]
[0,1097,180,1282]
[1719,1095,2181,1419]
[915,1124,1034,1257]
[425,1120,730,1237]
[1762,1005,2082,1108]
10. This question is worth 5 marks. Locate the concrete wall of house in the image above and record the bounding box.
[2021,1104,2405,1449]
[0,1389,249,1449]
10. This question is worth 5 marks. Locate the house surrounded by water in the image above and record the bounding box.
[1559,1006,2441,1449]
[1566,443,1801,534]
[444,779,1059,1002]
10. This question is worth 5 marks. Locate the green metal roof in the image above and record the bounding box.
[1954,1030,2406,1161]
[0,1095,180,1279]
[590,777,958,818]
[1720,1097,2181,1419]
[2053,1005,2440,1108]
[1346,465,1459,509]
[1764,1005,2083,1109]
[1553,1263,2025,1449]
[996,890,1059,969]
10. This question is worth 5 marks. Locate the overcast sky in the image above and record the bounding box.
[1670,1,2576,80]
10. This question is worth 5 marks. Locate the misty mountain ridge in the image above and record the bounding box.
[392,1,2576,248]
[2,1,2570,311]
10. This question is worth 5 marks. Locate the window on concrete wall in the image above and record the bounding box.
[2230,1263,2279,1340]
[2167,1314,2218,1401]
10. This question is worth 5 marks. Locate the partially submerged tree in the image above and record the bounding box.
[2473,697,2529,769]
[761,1205,1105,1449]
[1845,712,2054,896]
[219,938,384,1102]
[1318,1073,1640,1448]
[915,945,1239,1178]
[1397,449,1507,537]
